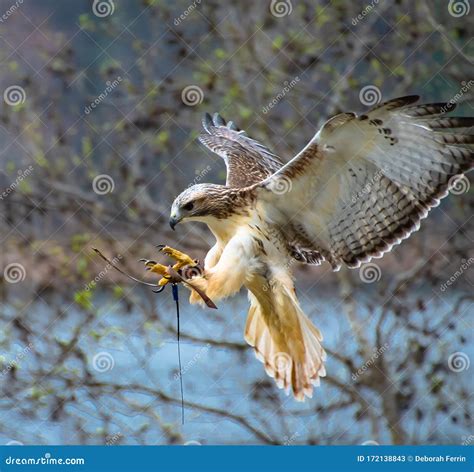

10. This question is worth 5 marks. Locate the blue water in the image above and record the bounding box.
[0,285,471,445]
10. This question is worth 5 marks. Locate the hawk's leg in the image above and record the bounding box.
[187,235,249,306]
[158,245,197,268]
[140,259,171,286]
[140,246,199,287]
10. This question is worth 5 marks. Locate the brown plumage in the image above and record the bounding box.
[168,96,473,400]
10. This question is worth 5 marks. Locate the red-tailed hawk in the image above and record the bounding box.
[161,96,473,400]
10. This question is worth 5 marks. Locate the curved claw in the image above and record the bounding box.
[152,285,167,293]
[139,258,157,267]
[159,245,196,267]
[155,244,166,251]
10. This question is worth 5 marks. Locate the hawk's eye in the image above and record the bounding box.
[183,202,194,211]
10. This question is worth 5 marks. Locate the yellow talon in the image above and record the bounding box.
[141,246,197,287]
[158,277,170,286]
[149,264,170,286]
[160,246,196,267]
[140,260,170,286]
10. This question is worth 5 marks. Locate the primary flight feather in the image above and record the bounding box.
[165,96,473,401]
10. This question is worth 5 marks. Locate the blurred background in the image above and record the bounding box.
[0,0,473,445]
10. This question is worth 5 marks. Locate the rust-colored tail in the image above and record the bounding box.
[244,276,326,401]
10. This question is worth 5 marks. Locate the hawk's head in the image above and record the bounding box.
[169,183,240,230]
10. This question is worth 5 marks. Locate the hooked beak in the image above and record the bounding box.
[169,214,181,231]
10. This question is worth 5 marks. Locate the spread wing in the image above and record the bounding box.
[199,113,325,264]
[198,113,283,187]
[257,96,474,270]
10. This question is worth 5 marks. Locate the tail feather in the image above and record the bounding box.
[245,277,326,401]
